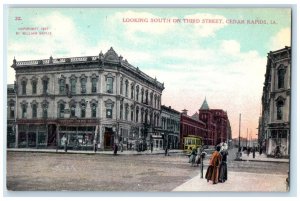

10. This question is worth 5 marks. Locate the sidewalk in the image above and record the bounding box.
[6,148,184,155]
[240,152,289,163]
[173,170,288,192]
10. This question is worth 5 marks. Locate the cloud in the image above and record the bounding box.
[220,40,241,55]
[269,27,291,50]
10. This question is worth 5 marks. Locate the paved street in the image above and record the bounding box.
[6,151,198,191]
[6,148,289,192]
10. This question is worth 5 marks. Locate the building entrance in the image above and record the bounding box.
[104,127,114,150]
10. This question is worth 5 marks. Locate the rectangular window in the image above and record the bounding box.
[70,106,76,118]
[22,81,26,95]
[59,104,65,118]
[92,105,97,118]
[22,105,27,118]
[71,79,76,95]
[10,105,15,119]
[92,78,97,93]
[32,82,37,94]
[106,105,112,118]
[81,79,86,94]
[43,107,48,118]
[106,77,113,93]
[43,80,48,94]
[81,108,86,118]
[120,104,123,120]
[59,80,65,94]
[32,105,37,118]
[131,86,134,99]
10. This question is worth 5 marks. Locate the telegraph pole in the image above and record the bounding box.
[238,113,241,151]
[236,113,242,160]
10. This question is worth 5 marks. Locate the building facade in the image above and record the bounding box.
[7,84,16,148]
[198,98,232,146]
[259,46,291,157]
[180,109,206,149]
[160,105,180,150]
[11,47,164,151]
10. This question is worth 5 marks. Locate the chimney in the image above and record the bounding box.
[182,109,188,115]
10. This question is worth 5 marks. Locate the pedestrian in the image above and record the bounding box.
[205,145,222,184]
[62,135,68,153]
[113,143,118,155]
[165,144,169,156]
[247,147,250,157]
[252,146,256,158]
[259,146,263,155]
[93,140,97,153]
[219,143,228,183]
[189,147,197,166]
[150,142,153,153]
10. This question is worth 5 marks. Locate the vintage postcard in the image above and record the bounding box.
[5,6,292,194]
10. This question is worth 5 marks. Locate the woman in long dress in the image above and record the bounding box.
[219,143,228,183]
[205,145,222,184]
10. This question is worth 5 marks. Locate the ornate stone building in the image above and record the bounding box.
[11,47,164,151]
[259,46,291,157]
[7,84,16,148]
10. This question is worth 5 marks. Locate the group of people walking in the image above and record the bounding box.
[205,143,228,184]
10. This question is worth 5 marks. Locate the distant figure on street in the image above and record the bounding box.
[205,145,222,184]
[113,143,118,155]
[259,146,263,155]
[93,140,97,153]
[62,135,68,153]
[165,144,170,156]
[150,142,153,153]
[189,147,197,166]
[219,143,228,183]
[252,147,256,158]
[247,147,251,157]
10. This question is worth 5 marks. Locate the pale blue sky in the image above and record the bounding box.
[7,8,291,138]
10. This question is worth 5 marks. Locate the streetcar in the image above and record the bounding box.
[183,135,203,154]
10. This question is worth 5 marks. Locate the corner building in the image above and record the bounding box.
[11,47,164,150]
[259,46,291,157]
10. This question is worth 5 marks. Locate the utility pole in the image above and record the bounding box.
[238,113,241,151]
[236,113,242,160]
